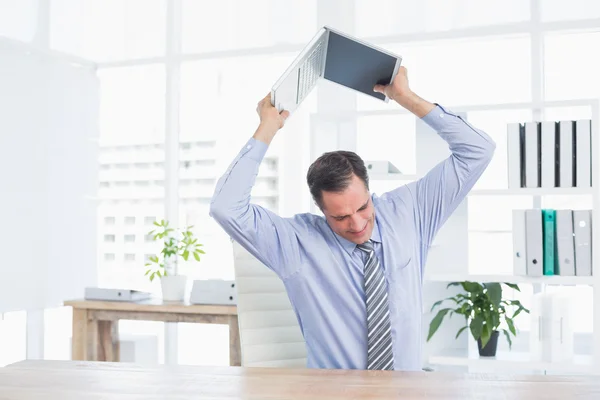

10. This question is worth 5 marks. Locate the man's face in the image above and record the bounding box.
[320,174,375,245]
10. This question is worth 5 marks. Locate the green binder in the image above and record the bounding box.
[542,209,556,275]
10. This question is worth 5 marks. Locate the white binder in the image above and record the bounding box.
[524,122,540,188]
[555,210,575,276]
[84,287,152,302]
[573,209,592,276]
[575,119,592,188]
[507,123,523,188]
[530,292,551,362]
[558,120,574,188]
[512,209,528,276]
[549,293,574,363]
[541,121,557,188]
[530,292,574,363]
[525,209,543,276]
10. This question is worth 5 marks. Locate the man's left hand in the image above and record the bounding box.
[373,66,412,103]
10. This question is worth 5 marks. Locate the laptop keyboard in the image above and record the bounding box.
[297,39,325,104]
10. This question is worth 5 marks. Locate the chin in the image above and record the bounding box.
[346,228,371,244]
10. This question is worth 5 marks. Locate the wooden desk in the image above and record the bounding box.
[3,360,600,399]
[64,299,240,366]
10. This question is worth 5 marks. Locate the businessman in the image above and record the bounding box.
[209,66,495,371]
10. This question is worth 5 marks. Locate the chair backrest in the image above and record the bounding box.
[231,240,307,368]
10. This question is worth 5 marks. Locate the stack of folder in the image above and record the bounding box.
[507,120,592,188]
[512,209,592,276]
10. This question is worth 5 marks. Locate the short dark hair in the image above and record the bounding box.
[306,150,369,209]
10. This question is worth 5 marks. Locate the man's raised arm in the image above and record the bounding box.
[209,94,301,279]
[375,67,496,258]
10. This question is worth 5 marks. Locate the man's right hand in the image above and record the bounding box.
[253,93,290,145]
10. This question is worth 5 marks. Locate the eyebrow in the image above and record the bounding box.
[331,199,370,219]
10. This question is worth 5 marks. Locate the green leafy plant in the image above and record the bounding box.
[144,219,205,282]
[427,282,530,350]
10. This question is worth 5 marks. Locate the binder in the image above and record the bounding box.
[530,292,574,363]
[573,209,592,276]
[507,123,523,188]
[542,209,556,276]
[555,209,575,276]
[530,292,551,362]
[549,293,574,363]
[525,209,543,276]
[512,209,528,276]
[541,121,557,188]
[84,287,152,302]
[575,119,592,188]
[524,122,541,188]
[558,120,574,188]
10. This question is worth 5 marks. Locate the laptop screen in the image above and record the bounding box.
[324,31,398,101]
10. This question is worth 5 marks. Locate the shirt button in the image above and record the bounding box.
[246,145,252,149]
[439,114,444,118]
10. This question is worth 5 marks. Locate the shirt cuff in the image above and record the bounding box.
[420,103,457,132]
[243,137,269,163]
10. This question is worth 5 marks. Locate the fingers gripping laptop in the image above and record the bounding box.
[270,25,403,115]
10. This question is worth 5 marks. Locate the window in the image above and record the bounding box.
[104,253,115,261]
[97,65,165,145]
[124,253,136,262]
[358,36,531,110]
[541,0,600,22]
[95,64,165,291]
[0,0,38,42]
[145,216,156,225]
[104,234,116,243]
[104,216,116,225]
[49,0,166,62]
[355,0,529,37]
[544,32,600,101]
[181,0,317,53]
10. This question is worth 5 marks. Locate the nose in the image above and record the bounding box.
[349,214,363,231]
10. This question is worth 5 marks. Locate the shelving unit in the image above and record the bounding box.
[425,273,595,286]
[469,188,594,196]
[358,99,600,375]
[429,350,593,375]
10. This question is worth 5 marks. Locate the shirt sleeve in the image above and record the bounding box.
[209,138,302,280]
[379,104,496,266]
[414,104,495,254]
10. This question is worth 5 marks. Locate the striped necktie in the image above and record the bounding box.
[357,240,394,370]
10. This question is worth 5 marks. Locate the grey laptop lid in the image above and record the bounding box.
[271,26,402,114]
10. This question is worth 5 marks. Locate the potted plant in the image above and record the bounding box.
[145,219,205,301]
[427,281,529,357]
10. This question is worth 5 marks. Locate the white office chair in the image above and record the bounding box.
[231,240,307,368]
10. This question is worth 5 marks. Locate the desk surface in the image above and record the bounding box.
[3,360,600,399]
[64,299,237,315]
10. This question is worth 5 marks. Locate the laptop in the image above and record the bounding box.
[270,25,402,115]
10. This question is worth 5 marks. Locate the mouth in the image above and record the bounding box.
[348,223,368,236]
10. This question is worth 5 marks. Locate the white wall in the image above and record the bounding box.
[0,38,99,313]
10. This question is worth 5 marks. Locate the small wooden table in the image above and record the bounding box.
[4,360,600,399]
[64,299,240,366]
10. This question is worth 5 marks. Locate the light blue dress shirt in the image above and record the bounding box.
[210,104,495,371]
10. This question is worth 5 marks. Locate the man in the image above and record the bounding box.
[209,66,495,371]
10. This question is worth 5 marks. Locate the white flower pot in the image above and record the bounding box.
[160,275,187,302]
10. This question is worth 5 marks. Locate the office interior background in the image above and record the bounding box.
[1,0,600,374]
